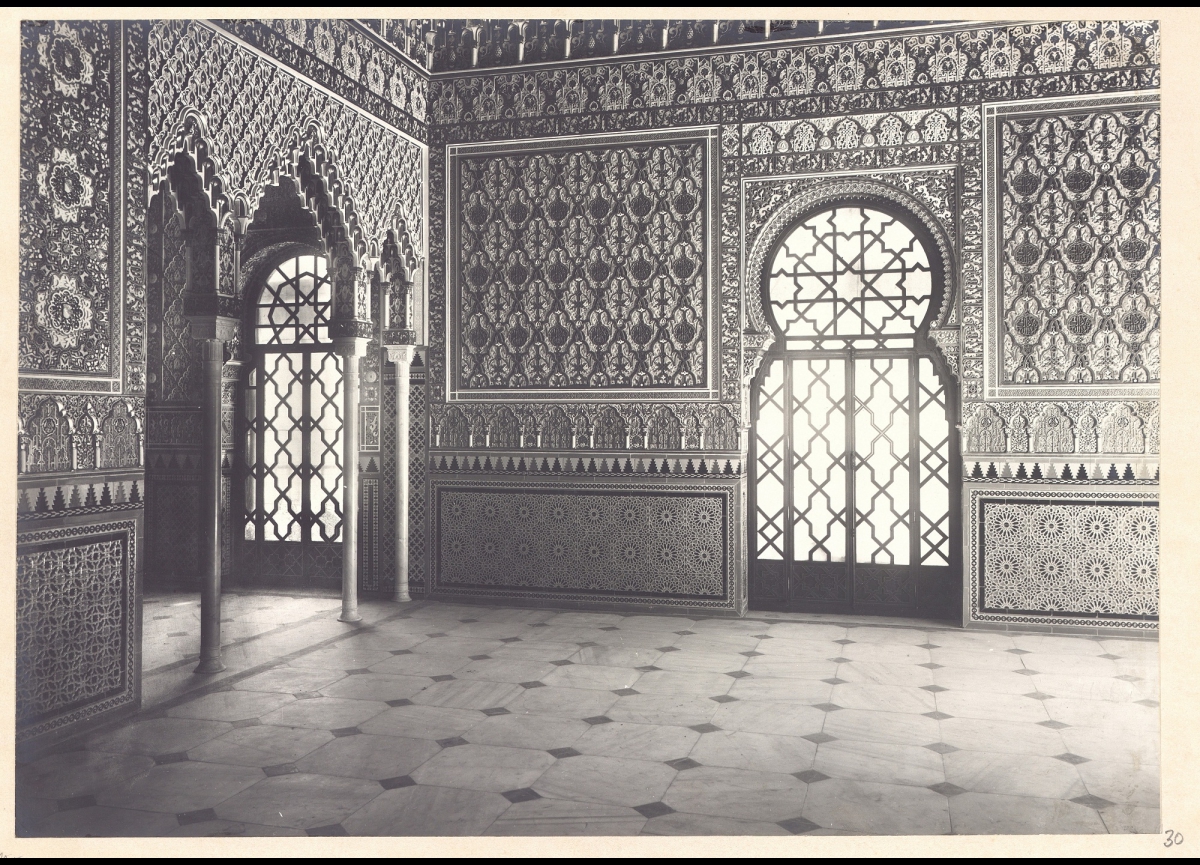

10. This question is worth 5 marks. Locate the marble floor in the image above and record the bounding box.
[17,594,1160,837]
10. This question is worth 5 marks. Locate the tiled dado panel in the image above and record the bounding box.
[430,475,744,613]
[16,514,142,753]
[964,481,1157,632]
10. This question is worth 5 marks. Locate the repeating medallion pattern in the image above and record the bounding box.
[453,136,710,391]
[1001,108,1160,384]
[20,21,113,375]
[437,489,725,597]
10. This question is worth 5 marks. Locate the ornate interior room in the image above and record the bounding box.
[16,17,1160,838]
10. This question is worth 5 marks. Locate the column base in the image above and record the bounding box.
[193,657,226,674]
[338,612,363,623]
[394,594,413,604]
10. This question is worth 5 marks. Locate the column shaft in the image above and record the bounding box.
[195,338,226,673]
[340,353,363,623]
[394,352,414,602]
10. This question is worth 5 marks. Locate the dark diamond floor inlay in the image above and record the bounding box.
[740,651,764,657]
[828,657,852,664]
[613,688,640,696]
[634,802,675,819]
[802,733,837,744]
[923,711,953,720]
[548,747,580,759]
[346,668,372,676]
[813,703,843,713]
[636,665,663,673]
[390,649,413,656]
[1014,669,1040,676]
[583,716,613,726]
[726,670,752,679]
[1038,719,1070,729]
[822,677,847,686]
[776,816,820,836]
[263,763,299,777]
[502,788,542,803]
[499,637,523,643]
[689,723,721,733]
[918,643,940,650]
[752,635,773,640]
[154,752,188,765]
[294,691,321,700]
[577,641,601,648]
[656,646,680,653]
[929,782,967,797]
[176,808,217,826]
[386,698,413,708]
[710,695,738,703]
[924,742,959,754]
[794,770,830,784]
[665,757,701,771]
[1006,648,1031,655]
[430,674,456,682]
[331,727,362,738]
[674,630,696,636]
[437,737,469,748]
[550,659,574,666]
[519,681,546,689]
[1053,753,1090,765]
[918,663,943,670]
[1135,699,1160,707]
[231,718,261,729]
[1024,692,1054,701]
[1071,794,1115,810]
[469,654,491,661]
[599,626,621,632]
[921,685,949,693]
[1098,653,1122,660]
[481,707,510,716]
[379,775,416,790]
[833,639,855,645]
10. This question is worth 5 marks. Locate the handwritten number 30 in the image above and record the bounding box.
[1165,830,1184,848]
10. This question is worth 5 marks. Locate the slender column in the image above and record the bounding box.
[187,316,237,673]
[196,338,225,672]
[386,346,417,602]
[336,344,365,622]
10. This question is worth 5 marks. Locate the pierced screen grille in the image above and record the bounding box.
[753,207,955,614]
[241,254,344,584]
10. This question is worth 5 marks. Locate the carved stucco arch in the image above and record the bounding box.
[743,178,959,377]
[148,110,383,269]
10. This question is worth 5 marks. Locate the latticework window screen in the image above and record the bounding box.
[752,207,954,612]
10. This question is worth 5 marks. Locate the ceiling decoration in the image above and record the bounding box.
[362,19,948,73]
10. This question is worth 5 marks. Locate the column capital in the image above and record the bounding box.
[332,335,371,358]
[385,344,419,366]
[188,314,239,342]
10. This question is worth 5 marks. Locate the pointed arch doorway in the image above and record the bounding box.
[748,203,961,618]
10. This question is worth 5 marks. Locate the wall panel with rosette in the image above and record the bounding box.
[18,20,149,750]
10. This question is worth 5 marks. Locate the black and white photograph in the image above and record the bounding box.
[7,9,1193,852]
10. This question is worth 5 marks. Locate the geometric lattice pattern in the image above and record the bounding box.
[16,531,128,730]
[1000,108,1160,384]
[454,138,708,389]
[768,206,933,342]
[982,500,1157,617]
[254,255,333,346]
[438,489,725,597]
